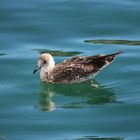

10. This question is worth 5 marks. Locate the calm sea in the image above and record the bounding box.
[0,0,140,140]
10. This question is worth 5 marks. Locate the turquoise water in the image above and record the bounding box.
[0,0,140,140]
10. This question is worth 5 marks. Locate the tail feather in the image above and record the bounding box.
[80,51,123,66]
[84,50,123,69]
[99,50,123,63]
[101,51,123,59]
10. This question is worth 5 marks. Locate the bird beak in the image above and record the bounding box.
[33,65,41,75]
[33,59,45,75]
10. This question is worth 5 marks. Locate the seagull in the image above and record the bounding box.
[33,51,122,84]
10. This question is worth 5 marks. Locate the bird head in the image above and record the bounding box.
[33,53,55,75]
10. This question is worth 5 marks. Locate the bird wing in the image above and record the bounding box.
[50,56,96,83]
[50,51,122,83]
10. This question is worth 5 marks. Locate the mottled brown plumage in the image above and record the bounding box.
[33,51,122,83]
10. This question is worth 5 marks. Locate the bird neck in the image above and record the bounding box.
[40,58,55,82]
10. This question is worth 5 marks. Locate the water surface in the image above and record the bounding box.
[0,0,140,140]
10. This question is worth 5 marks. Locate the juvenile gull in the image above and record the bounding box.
[33,51,122,84]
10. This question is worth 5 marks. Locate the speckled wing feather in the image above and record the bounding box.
[49,56,103,83]
[49,51,122,83]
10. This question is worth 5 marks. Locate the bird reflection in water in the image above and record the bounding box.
[38,85,56,112]
[37,80,118,112]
